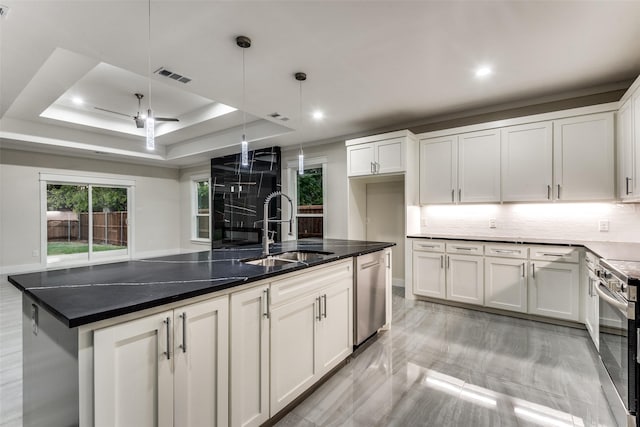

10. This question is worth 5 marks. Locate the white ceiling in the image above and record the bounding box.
[1,1,640,168]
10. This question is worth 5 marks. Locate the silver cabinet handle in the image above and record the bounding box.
[627,177,632,195]
[453,246,473,251]
[493,249,517,254]
[446,255,450,269]
[451,189,454,203]
[163,317,171,360]
[532,263,535,279]
[371,162,375,174]
[418,244,437,249]
[458,188,462,202]
[316,297,322,321]
[541,253,565,257]
[31,304,39,336]
[440,255,444,269]
[547,185,551,200]
[178,312,187,353]
[322,294,327,319]
[386,252,391,269]
[522,263,525,278]
[557,184,561,199]
[263,289,270,319]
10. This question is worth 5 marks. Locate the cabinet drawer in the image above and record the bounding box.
[529,245,579,263]
[446,242,484,255]
[485,244,528,259]
[270,259,353,306]
[412,240,445,253]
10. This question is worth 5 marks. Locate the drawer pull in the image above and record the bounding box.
[493,249,517,254]
[418,244,437,249]
[453,247,474,251]
[540,253,566,257]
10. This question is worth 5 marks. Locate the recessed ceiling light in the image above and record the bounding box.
[475,66,493,78]
[312,110,324,120]
[72,96,84,105]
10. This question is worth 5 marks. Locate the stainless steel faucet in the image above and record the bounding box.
[262,191,294,255]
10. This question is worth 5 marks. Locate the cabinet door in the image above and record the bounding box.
[230,285,270,427]
[376,138,405,174]
[585,275,599,350]
[458,129,501,203]
[270,293,318,415]
[446,254,484,305]
[529,261,579,321]
[484,258,527,313]
[413,250,446,299]
[94,311,174,427]
[553,112,614,201]
[618,98,634,199]
[317,277,353,376]
[633,90,640,200]
[175,297,229,427]
[347,144,375,177]
[501,122,553,202]
[419,136,458,204]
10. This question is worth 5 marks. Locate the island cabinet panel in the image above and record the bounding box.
[174,298,229,427]
[94,296,229,427]
[269,259,353,416]
[230,284,270,427]
[94,310,174,427]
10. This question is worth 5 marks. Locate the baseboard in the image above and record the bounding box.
[392,278,405,288]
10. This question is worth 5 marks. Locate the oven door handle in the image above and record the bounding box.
[594,283,628,313]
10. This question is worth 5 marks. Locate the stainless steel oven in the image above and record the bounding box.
[595,263,637,426]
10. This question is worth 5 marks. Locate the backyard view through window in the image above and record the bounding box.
[297,167,323,239]
[195,179,210,239]
[47,184,128,262]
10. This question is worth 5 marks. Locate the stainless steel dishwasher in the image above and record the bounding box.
[354,250,387,347]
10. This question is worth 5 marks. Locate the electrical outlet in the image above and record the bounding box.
[599,220,609,232]
[32,249,39,257]
[421,218,428,227]
[489,218,497,229]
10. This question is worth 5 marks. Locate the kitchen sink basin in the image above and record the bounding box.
[243,257,299,267]
[273,250,334,262]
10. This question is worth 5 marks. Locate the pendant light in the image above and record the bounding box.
[295,72,306,175]
[145,0,154,150]
[237,36,251,167]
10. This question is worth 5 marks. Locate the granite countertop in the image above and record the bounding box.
[8,239,394,328]
[408,234,640,282]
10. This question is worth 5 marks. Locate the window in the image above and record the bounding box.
[289,158,327,240]
[192,176,211,241]
[42,174,133,265]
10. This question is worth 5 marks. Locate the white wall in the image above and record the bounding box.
[281,141,348,239]
[419,202,640,243]
[0,149,182,274]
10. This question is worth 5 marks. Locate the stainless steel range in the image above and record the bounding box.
[596,260,638,427]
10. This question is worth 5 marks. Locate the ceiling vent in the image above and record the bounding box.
[269,112,290,121]
[154,67,192,84]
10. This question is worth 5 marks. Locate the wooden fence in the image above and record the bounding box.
[47,211,128,246]
[297,205,323,238]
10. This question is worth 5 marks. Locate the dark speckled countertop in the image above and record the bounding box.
[8,239,394,328]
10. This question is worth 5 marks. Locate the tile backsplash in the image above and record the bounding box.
[420,202,640,242]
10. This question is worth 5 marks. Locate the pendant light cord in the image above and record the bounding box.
[242,47,246,138]
[147,0,151,109]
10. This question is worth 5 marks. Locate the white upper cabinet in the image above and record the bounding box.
[553,112,615,201]
[501,122,553,202]
[618,98,634,199]
[458,129,501,203]
[346,136,406,177]
[419,136,458,204]
[633,90,640,199]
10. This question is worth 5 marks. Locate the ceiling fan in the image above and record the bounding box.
[94,93,179,128]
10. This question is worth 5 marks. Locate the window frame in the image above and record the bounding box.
[287,156,327,240]
[40,173,135,268]
[191,174,211,244]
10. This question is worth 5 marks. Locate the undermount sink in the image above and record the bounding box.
[242,250,334,267]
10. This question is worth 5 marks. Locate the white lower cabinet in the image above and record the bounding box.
[230,284,270,427]
[529,261,580,321]
[484,257,528,313]
[446,254,484,305]
[270,261,353,415]
[413,250,446,298]
[94,295,229,427]
[585,272,599,349]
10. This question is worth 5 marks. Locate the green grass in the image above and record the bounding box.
[47,241,126,255]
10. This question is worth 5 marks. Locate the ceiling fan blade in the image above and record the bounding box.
[156,117,179,122]
[94,106,132,118]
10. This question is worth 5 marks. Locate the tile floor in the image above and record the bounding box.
[0,283,618,427]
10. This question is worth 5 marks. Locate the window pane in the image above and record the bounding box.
[197,180,209,213]
[91,187,128,253]
[297,217,323,239]
[197,216,210,239]
[47,184,89,257]
[297,167,323,215]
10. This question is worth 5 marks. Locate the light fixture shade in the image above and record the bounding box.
[241,135,248,166]
[146,109,155,150]
[298,150,304,175]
